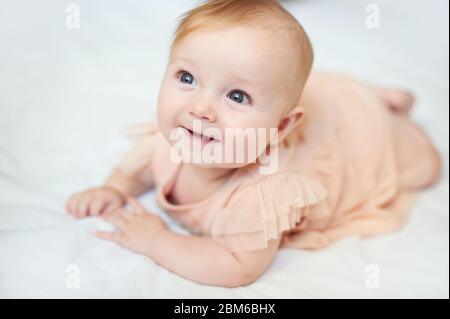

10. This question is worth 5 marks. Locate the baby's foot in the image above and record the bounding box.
[376,88,415,117]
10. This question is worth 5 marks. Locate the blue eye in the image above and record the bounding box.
[179,71,195,85]
[228,90,250,104]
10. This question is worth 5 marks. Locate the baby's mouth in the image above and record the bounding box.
[181,126,218,143]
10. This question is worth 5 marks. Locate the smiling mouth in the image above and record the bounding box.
[182,126,218,142]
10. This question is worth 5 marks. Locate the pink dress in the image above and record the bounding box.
[118,77,442,253]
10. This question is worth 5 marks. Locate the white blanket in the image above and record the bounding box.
[0,0,448,298]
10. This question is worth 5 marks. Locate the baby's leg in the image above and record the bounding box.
[303,71,441,189]
[305,71,415,117]
[365,82,442,187]
[369,84,442,188]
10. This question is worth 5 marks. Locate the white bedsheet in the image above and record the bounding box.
[0,0,448,298]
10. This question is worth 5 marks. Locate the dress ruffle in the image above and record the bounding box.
[210,171,330,252]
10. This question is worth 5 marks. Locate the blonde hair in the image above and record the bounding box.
[170,0,314,104]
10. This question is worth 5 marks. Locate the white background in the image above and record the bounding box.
[0,0,448,298]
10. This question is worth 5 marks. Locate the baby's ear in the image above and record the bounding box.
[274,106,305,144]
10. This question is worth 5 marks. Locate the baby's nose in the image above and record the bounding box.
[191,102,216,122]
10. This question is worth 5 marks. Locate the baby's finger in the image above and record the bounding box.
[103,200,123,215]
[69,194,82,218]
[68,194,82,217]
[103,211,129,230]
[65,196,76,215]
[117,208,134,222]
[90,198,106,216]
[77,195,92,217]
[64,197,71,214]
[126,197,146,215]
[95,230,125,245]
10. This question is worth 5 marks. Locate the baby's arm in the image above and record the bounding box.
[148,230,281,287]
[96,198,281,287]
[103,165,154,198]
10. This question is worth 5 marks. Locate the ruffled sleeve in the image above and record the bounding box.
[114,122,160,184]
[210,171,331,253]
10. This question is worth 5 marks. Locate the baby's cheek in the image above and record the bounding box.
[157,97,178,133]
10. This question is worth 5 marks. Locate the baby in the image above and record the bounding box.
[66,0,442,287]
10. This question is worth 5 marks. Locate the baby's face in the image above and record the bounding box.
[157,25,298,168]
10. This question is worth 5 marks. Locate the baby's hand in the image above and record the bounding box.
[94,197,168,256]
[66,186,125,219]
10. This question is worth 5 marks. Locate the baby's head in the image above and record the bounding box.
[157,0,313,168]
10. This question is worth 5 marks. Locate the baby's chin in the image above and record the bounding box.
[172,147,264,169]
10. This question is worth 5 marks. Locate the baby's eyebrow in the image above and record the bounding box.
[233,75,258,87]
[231,75,267,96]
[169,57,196,68]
